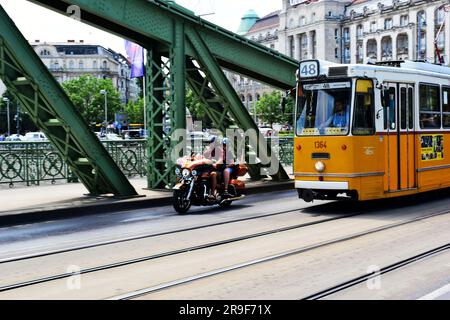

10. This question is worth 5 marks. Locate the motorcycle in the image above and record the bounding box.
[173,154,248,214]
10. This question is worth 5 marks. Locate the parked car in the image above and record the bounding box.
[122,129,146,140]
[259,127,278,137]
[5,134,26,142]
[24,132,48,142]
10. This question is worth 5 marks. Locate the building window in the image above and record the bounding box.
[370,21,377,33]
[103,61,108,69]
[343,28,350,44]
[40,49,51,56]
[299,16,306,26]
[79,60,84,69]
[397,33,409,60]
[381,36,393,61]
[356,44,363,63]
[436,5,446,25]
[311,13,316,23]
[93,60,98,69]
[356,25,363,40]
[400,15,409,27]
[384,18,393,30]
[419,84,441,129]
[366,39,377,60]
[69,60,75,69]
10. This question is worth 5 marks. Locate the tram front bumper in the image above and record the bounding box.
[295,180,349,190]
[295,180,357,202]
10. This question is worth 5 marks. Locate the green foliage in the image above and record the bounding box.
[61,75,122,124]
[124,97,145,124]
[185,89,212,127]
[255,91,294,126]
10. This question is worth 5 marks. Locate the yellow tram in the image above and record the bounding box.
[294,60,450,202]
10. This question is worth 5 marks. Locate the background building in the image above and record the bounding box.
[30,40,140,104]
[231,0,450,118]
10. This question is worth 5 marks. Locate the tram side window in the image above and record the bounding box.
[353,79,375,135]
[443,87,450,128]
[383,87,396,130]
[419,84,441,129]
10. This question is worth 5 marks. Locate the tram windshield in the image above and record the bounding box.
[296,81,352,136]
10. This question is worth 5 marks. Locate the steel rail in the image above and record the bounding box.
[0,198,313,265]
[301,243,450,300]
[0,210,362,293]
[110,209,450,300]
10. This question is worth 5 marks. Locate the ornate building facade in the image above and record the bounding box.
[30,41,140,104]
[232,0,450,117]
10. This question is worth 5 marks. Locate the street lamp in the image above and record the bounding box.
[100,89,108,127]
[2,97,11,136]
[14,104,21,135]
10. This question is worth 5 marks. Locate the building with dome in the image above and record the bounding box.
[230,0,450,122]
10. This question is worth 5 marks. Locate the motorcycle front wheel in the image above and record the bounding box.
[173,189,192,214]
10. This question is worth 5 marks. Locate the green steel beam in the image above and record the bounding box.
[186,29,289,181]
[0,5,138,197]
[27,0,298,90]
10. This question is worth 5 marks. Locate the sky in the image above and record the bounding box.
[0,0,280,55]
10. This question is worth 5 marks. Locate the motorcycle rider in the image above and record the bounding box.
[203,136,235,199]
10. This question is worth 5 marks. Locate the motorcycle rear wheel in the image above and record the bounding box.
[173,189,191,214]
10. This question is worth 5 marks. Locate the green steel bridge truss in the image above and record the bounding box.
[1,0,299,192]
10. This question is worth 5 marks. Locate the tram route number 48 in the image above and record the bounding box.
[299,60,320,78]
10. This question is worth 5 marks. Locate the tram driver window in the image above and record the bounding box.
[419,84,441,129]
[443,87,450,128]
[353,79,375,135]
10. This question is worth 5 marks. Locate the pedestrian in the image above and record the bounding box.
[0,133,5,142]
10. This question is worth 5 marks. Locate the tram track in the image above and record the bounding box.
[108,209,450,300]
[0,209,361,293]
[0,205,319,265]
[301,243,450,300]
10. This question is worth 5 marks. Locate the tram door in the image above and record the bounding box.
[385,83,416,192]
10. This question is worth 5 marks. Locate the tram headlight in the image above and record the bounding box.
[175,168,181,176]
[192,170,198,176]
[315,161,326,173]
[182,168,191,178]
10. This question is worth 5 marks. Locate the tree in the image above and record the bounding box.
[124,97,145,124]
[255,91,284,126]
[61,75,122,125]
[185,89,212,128]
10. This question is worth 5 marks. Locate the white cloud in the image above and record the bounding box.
[0,0,280,54]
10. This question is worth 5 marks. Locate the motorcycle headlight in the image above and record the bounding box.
[192,170,198,176]
[175,168,181,176]
[182,168,191,178]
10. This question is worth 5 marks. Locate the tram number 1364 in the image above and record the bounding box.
[315,141,327,149]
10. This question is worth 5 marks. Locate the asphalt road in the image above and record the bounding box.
[0,189,449,300]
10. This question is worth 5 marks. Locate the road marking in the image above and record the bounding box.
[418,284,450,300]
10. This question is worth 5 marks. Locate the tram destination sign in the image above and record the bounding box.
[299,60,320,79]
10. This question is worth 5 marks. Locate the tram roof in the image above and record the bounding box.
[319,60,450,80]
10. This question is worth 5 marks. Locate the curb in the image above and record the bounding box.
[0,181,294,228]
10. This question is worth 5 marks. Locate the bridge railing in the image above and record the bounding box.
[0,137,293,187]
